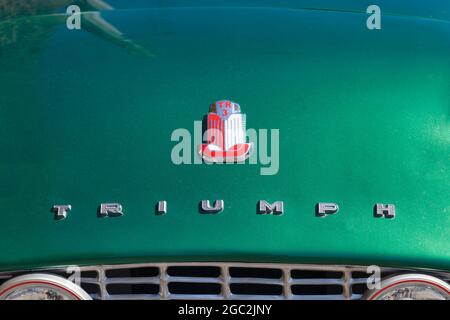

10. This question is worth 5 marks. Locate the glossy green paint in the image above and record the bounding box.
[0,1,449,272]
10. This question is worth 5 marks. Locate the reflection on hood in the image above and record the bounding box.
[0,0,153,58]
[0,0,112,20]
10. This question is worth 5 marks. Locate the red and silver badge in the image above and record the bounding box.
[199,100,252,162]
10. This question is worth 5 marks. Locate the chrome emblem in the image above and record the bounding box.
[52,205,71,220]
[199,100,252,162]
[374,203,395,218]
[257,200,284,215]
[51,202,396,220]
[156,201,167,215]
[98,203,123,218]
[200,200,224,214]
[316,203,339,217]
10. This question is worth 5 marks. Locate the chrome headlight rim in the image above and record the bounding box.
[0,273,92,300]
[364,273,450,300]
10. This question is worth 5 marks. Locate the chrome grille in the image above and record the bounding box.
[22,263,392,300]
[1,263,448,300]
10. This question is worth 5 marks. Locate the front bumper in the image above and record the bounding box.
[1,262,449,300]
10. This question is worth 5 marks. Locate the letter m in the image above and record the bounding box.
[257,200,284,215]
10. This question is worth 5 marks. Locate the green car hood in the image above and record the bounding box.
[0,0,449,271]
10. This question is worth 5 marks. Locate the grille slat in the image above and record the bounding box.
[230,278,283,285]
[105,277,160,285]
[349,278,371,284]
[291,294,346,300]
[169,294,225,300]
[230,294,284,300]
[79,278,99,284]
[1,263,448,300]
[106,294,161,300]
[166,276,222,284]
[290,279,344,285]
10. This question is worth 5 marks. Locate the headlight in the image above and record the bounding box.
[0,274,91,300]
[364,273,450,300]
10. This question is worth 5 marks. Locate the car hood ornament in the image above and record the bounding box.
[199,100,252,162]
